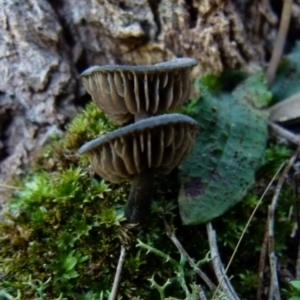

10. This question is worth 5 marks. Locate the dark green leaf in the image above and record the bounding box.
[178,72,270,225]
[290,281,300,290]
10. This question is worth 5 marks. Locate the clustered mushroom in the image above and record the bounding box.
[79,58,199,223]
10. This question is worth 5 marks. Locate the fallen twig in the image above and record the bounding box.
[0,183,19,190]
[161,213,216,292]
[268,148,299,300]
[206,223,240,300]
[197,284,208,300]
[269,92,300,123]
[257,221,269,300]
[297,241,300,280]
[211,163,284,300]
[266,0,293,87]
[269,122,300,146]
[268,215,280,300]
[109,245,126,300]
[295,171,300,278]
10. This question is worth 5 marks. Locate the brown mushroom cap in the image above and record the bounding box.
[79,113,199,183]
[80,58,197,124]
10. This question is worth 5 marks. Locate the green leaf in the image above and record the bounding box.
[290,281,300,290]
[271,41,300,102]
[238,72,272,108]
[63,269,78,280]
[178,72,270,225]
[63,251,77,271]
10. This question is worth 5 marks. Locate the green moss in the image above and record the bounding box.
[64,102,118,150]
[0,101,296,299]
[0,102,207,299]
[1,168,130,297]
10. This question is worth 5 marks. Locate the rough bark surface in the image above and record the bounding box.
[0,0,299,205]
[0,0,79,205]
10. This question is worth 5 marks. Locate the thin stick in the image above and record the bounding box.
[0,183,19,190]
[206,223,240,300]
[269,122,300,146]
[297,242,300,280]
[266,0,293,87]
[268,148,299,300]
[211,162,285,299]
[161,214,217,291]
[268,206,281,300]
[197,284,208,300]
[295,171,300,279]
[257,221,269,300]
[109,245,126,300]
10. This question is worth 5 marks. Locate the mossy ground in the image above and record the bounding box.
[0,102,297,299]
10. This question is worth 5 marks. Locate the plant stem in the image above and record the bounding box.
[125,169,154,223]
[137,239,179,266]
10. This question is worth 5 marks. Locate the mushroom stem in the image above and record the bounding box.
[125,169,154,223]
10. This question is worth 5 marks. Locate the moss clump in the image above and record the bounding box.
[0,102,205,299]
[1,168,130,296]
[0,102,296,299]
[33,102,118,172]
[1,107,112,297]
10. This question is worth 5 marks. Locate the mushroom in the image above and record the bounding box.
[80,58,197,124]
[79,113,199,223]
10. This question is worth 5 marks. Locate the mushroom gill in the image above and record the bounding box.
[80,58,197,124]
[79,113,199,223]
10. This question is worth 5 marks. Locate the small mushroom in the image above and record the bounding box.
[79,113,199,223]
[80,58,197,124]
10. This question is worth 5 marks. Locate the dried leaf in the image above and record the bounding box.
[269,92,300,123]
[271,41,300,102]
